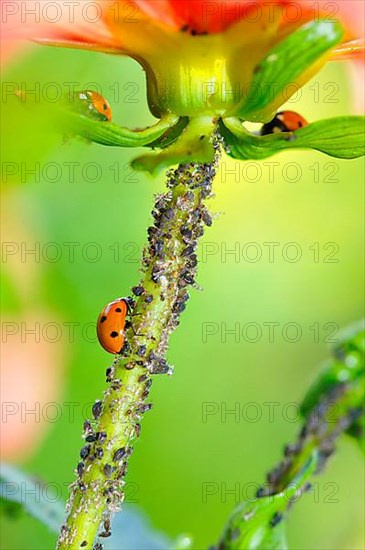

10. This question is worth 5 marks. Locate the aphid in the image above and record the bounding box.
[80,445,91,460]
[77,462,85,476]
[270,512,283,527]
[95,447,104,459]
[137,345,147,357]
[80,540,88,547]
[71,90,112,122]
[103,464,114,478]
[83,420,93,433]
[105,367,114,382]
[92,400,103,420]
[260,111,308,135]
[99,530,111,538]
[85,433,97,443]
[103,518,111,532]
[132,285,144,296]
[97,298,130,354]
[138,403,153,414]
[97,431,107,444]
[135,423,141,438]
[113,447,126,462]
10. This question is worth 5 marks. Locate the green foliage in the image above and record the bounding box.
[0,464,174,549]
[217,321,365,549]
[219,455,317,549]
[236,20,343,121]
[301,320,365,415]
[0,463,65,533]
[2,45,364,550]
[65,112,180,148]
[221,116,365,160]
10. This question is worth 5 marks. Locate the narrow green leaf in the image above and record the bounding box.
[103,508,173,550]
[301,320,364,416]
[237,19,343,121]
[218,454,317,549]
[221,116,365,160]
[0,463,64,532]
[1,464,176,547]
[65,113,181,148]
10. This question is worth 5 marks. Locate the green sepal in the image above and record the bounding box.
[0,463,64,532]
[219,454,317,549]
[65,112,181,148]
[235,19,344,121]
[220,116,365,160]
[131,117,216,174]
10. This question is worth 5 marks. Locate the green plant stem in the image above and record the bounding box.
[261,378,364,498]
[216,347,364,550]
[57,151,220,550]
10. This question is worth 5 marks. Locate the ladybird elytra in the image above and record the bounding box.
[261,111,308,135]
[72,90,112,122]
[96,298,129,354]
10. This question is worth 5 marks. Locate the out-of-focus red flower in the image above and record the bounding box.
[2,0,362,56]
[1,1,364,118]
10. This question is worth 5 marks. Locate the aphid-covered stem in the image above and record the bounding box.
[215,332,364,550]
[57,147,220,550]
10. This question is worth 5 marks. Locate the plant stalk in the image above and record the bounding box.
[57,150,220,550]
[216,343,364,550]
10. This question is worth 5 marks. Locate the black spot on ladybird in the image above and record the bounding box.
[110,331,119,338]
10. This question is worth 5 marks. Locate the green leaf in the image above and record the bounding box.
[0,463,64,533]
[300,321,365,451]
[218,454,317,549]
[301,320,365,417]
[104,508,173,550]
[221,116,365,160]
[236,19,343,121]
[1,464,176,547]
[66,112,181,148]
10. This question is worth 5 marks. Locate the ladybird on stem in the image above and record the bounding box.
[96,297,133,354]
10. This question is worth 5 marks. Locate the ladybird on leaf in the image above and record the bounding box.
[71,90,112,122]
[260,111,308,135]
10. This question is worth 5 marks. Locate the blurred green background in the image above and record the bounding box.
[1,45,364,550]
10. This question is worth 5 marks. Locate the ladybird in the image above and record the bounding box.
[97,298,131,354]
[260,111,308,135]
[72,90,112,122]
